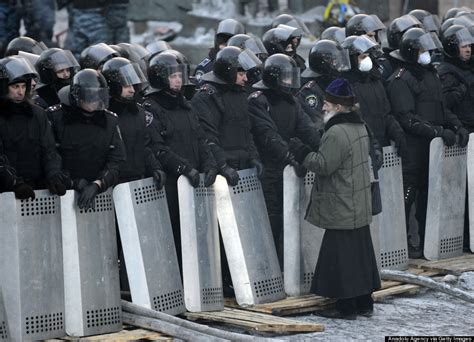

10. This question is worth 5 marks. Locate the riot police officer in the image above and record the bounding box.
[191,46,263,186]
[248,53,320,266]
[34,48,80,108]
[262,24,306,72]
[48,69,126,210]
[387,28,469,257]
[297,39,350,128]
[101,57,165,187]
[0,56,66,199]
[144,51,217,266]
[341,35,407,155]
[194,19,245,84]
[4,36,48,57]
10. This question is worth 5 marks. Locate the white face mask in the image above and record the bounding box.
[358,56,373,72]
[418,51,431,65]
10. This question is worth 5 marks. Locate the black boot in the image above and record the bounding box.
[355,294,374,317]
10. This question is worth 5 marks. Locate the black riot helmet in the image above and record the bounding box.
[227,34,268,61]
[442,25,474,59]
[302,39,351,79]
[393,28,442,63]
[271,14,312,37]
[214,19,245,50]
[68,69,109,112]
[321,26,346,44]
[102,57,148,98]
[146,40,171,58]
[147,50,189,92]
[4,36,48,56]
[203,46,261,85]
[262,25,302,56]
[0,56,38,98]
[408,9,441,33]
[109,44,129,58]
[342,35,378,68]
[117,43,151,75]
[35,48,79,86]
[346,14,385,41]
[80,43,120,70]
[441,16,474,40]
[387,15,422,50]
[253,53,300,93]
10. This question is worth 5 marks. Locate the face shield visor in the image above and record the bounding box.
[343,35,378,55]
[327,46,352,72]
[18,51,39,69]
[286,17,312,37]
[30,41,48,55]
[422,14,441,33]
[78,87,109,112]
[393,15,422,32]
[243,37,268,60]
[4,57,38,83]
[418,32,442,52]
[49,50,80,72]
[238,49,262,71]
[362,15,386,34]
[165,64,188,91]
[453,27,474,46]
[115,62,148,87]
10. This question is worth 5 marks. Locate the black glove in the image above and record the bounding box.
[293,162,307,178]
[0,166,16,189]
[185,168,200,188]
[249,159,264,180]
[204,168,218,187]
[220,164,240,186]
[73,178,89,192]
[393,134,408,158]
[289,138,312,164]
[456,127,469,148]
[13,182,35,200]
[77,183,99,210]
[153,169,167,190]
[439,128,456,146]
[48,174,67,196]
[411,121,439,139]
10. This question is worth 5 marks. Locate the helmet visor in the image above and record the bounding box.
[393,15,422,32]
[342,35,378,54]
[422,15,441,32]
[146,40,171,55]
[244,37,268,56]
[166,64,189,88]
[4,57,38,82]
[117,62,148,86]
[31,41,48,55]
[87,43,118,63]
[238,49,262,71]
[277,67,301,90]
[217,20,244,35]
[454,27,474,46]
[418,32,442,51]
[49,50,80,72]
[18,51,40,67]
[332,47,352,72]
[286,18,312,36]
[78,87,109,111]
[362,15,386,33]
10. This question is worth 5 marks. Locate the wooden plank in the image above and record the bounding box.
[419,254,474,275]
[46,328,173,342]
[373,284,421,301]
[184,308,324,333]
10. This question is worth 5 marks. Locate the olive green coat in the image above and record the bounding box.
[303,111,372,230]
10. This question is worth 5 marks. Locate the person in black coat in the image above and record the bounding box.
[48,69,126,210]
[248,53,320,267]
[0,55,66,199]
[191,46,263,186]
[342,35,407,155]
[387,28,469,257]
[144,51,217,267]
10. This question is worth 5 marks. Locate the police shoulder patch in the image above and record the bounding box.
[45,104,62,113]
[201,83,215,95]
[305,94,319,109]
[199,58,211,67]
[249,91,262,99]
[145,110,154,127]
[304,80,316,89]
[104,109,118,117]
[395,68,405,79]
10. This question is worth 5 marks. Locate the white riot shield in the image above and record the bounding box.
[215,168,285,306]
[0,191,65,341]
[378,145,409,270]
[283,166,324,296]
[61,189,122,337]
[425,138,467,260]
[113,178,185,315]
[178,175,223,312]
[467,133,474,253]
[0,289,8,341]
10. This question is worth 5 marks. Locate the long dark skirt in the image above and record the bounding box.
[310,225,381,299]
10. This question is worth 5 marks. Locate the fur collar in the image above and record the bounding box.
[324,110,364,131]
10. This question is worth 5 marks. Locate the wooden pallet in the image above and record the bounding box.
[412,253,474,276]
[184,307,325,333]
[224,268,441,316]
[46,326,172,342]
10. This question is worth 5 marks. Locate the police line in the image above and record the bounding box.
[0,137,472,340]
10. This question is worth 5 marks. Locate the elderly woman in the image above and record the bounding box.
[294,78,381,320]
